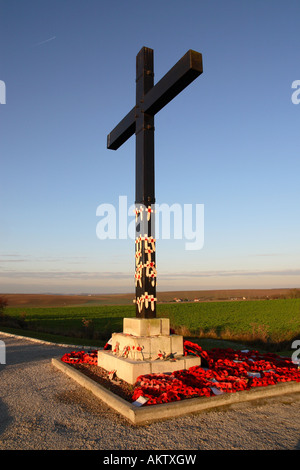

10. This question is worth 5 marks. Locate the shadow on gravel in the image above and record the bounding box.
[0,373,14,437]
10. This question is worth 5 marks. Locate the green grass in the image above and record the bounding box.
[159,298,300,335]
[2,304,134,344]
[0,325,105,347]
[2,298,300,354]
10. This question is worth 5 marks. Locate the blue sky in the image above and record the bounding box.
[0,0,299,294]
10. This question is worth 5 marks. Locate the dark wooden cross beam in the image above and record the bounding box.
[107,47,203,318]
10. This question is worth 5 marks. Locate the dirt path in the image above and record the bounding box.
[1,332,300,451]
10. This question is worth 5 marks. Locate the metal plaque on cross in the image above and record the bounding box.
[107,47,203,319]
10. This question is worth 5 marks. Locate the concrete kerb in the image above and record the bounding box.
[51,357,300,426]
[52,358,137,423]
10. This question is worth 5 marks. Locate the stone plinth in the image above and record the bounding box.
[110,331,183,361]
[123,317,170,336]
[98,351,200,384]
[97,317,201,384]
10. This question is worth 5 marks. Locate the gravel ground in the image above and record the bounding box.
[1,332,300,451]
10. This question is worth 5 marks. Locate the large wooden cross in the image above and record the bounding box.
[107,47,203,319]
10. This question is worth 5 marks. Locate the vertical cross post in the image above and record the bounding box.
[107,47,203,321]
[135,48,156,318]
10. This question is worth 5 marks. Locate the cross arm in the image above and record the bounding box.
[106,49,203,151]
[107,107,136,150]
[143,50,203,116]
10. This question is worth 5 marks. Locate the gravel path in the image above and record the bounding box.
[1,332,300,451]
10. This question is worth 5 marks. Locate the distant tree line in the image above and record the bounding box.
[0,297,8,316]
[285,289,300,299]
[0,297,26,329]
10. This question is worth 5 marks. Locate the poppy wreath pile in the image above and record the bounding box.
[61,349,98,365]
[132,340,300,406]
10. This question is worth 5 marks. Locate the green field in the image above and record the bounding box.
[160,299,300,338]
[2,298,300,353]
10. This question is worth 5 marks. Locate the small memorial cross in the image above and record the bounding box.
[107,47,203,319]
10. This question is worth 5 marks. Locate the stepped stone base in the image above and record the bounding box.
[97,317,201,384]
[98,351,200,384]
